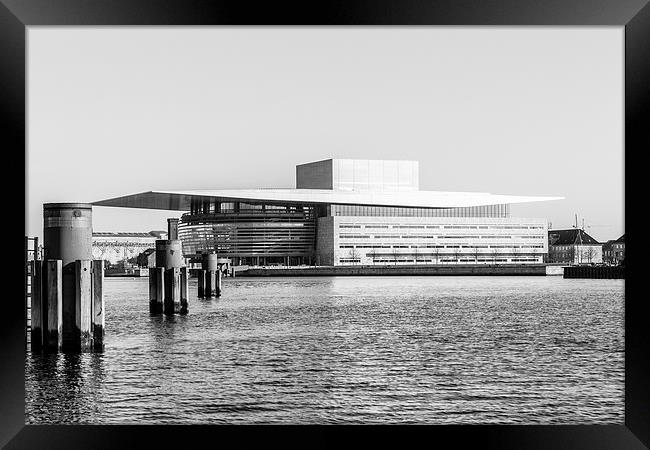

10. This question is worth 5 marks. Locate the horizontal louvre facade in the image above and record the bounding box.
[178,202,316,265]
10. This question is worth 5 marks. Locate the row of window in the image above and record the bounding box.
[330,204,511,218]
[339,224,544,230]
[339,245,543,250]
[346,257,542,264]
[339,234,545,240]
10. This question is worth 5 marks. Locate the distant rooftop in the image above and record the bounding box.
[549,229,600,246]
[93,231,164,238]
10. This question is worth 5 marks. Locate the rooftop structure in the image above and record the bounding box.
[548,228,601,246]
[547,228,602,265]
[93,159,562,266]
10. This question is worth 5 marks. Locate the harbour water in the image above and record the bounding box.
[25,276,624,424]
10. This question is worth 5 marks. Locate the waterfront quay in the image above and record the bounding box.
[236,264,549,277]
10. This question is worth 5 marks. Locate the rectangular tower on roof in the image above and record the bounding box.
[296,159,419,192]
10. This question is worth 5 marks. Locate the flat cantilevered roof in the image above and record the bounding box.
[92,189,563,211]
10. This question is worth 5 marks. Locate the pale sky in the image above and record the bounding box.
[27,27,623,242]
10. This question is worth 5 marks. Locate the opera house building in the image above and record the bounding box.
[94,159,562,266]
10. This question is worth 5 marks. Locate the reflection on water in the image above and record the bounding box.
[26,276,624,424]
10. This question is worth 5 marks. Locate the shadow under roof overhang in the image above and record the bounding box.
[92,189,564,212]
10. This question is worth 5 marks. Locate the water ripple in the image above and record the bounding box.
[26,276,624,424]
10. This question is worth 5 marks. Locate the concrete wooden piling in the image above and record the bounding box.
[204,270,222,297]
[31,260,44,350]
[92,260,105,351]
[61,265,76,351]
[216,269,222,297]
[75,260,93,351]
[164,268,181,315]
[197,270,206,298]
[43,203,97,353]
[45,260,62,351]
[149,267,164,314]
[180,267,189,314]
[205,270,216,297]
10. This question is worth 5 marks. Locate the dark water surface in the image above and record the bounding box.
[25,276,624,424]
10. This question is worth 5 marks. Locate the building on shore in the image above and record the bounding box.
[92,230,167,265]
[136,248,157,268]
[93,159,562,266]
[602,234,625,265]
[547,228,603,265]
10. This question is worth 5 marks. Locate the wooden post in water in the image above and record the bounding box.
[197,270,206,298]
[45,260,62,351]
[205,270,215,297]
[149,267,157,312]
[149,267,164,314]
[180,267,189,314]
[75,260,93,351]
[164,268,181,315]
[92,260,105,351]
[31,260,44,351]
[216,269,222,297]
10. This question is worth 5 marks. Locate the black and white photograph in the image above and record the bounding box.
[3,0,649,447]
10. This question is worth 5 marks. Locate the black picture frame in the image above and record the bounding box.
[2,0,647,448]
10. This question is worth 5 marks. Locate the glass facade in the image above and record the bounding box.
[326,204,510,218]
[178,201,316,265]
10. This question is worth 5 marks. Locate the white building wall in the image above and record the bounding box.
[325,216,548,266]
[332,159,419,192]
[92,235,158,264]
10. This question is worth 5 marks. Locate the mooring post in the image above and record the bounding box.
[75,260,93,351]
[31,260,44,351]
[92,260,105,351]
[206,270,216,297]
[45,260,62,351]
[180,267,188,314]
[216,269,222,297]
[149,266,157,312]
[149,267,164,314]
[61,264,77,351]
[197,270,206,298]
[164,268,181,315]
[155,218,184,315]
[44,203,93,352]
[202,252,220,297]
